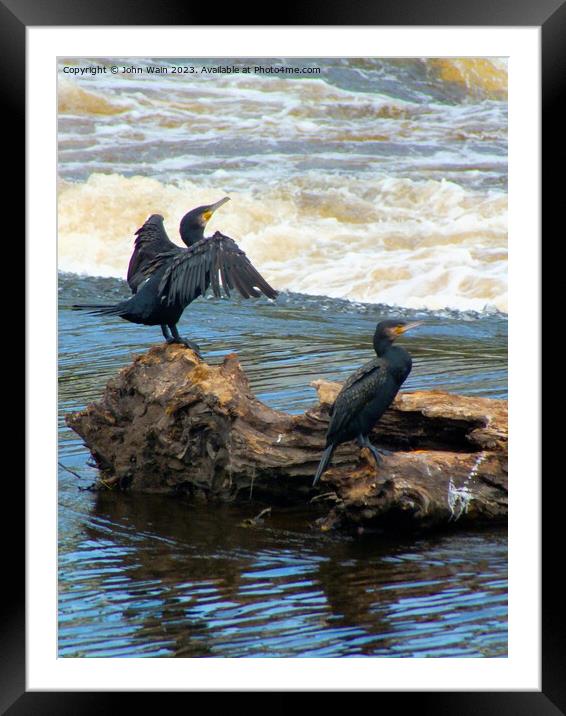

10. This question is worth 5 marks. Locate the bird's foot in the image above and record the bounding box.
[366,446,384,467]
[359,441,390,470]
[376,446,392,457]
[166,337,202,357]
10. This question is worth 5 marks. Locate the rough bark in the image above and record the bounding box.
[66,344,508,533]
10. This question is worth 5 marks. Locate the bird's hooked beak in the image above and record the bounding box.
[394,321,423,335]
[201,196,230,224]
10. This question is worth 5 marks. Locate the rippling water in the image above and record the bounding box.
[59,274,507,658]
[58,57,507,658]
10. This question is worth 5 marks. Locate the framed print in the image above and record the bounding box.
[14,0,557,711]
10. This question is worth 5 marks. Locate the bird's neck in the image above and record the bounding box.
[179,220,205,247]
[373,336,394,357]
[375,343,412,380]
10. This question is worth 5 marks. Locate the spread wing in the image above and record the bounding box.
[127,214,181,293]
[154,231,277,308]
[327,358,386,440]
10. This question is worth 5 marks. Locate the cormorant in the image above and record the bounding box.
[312,319,422,486]
[73,198,277,354]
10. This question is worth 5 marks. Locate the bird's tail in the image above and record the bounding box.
[71,303,123,316]
[312,444,336,487]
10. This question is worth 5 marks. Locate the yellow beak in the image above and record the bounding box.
[202,196,230,223]
[397,321,423,335]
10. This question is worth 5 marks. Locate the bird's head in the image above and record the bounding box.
[374,319,423,354]
[180,197,230,246]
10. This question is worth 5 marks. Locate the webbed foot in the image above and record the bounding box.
[166,324,202,357]
[166,336,202,356]
[366,444,385,468]
[357,435,390,470]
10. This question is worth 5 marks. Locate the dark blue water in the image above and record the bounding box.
[58,273,507,657]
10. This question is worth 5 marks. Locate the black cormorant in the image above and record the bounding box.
[312,319,422,486]
[74,198,277,354]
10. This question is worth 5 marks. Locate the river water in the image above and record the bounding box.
[58,57,507,313]
[58,57,508,658]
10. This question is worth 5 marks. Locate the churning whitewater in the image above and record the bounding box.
[58,58,508,314]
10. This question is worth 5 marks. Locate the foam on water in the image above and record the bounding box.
[429,59,507,100]
[58,77,131,116]
[58,172,507,312]
[58,57,507,313]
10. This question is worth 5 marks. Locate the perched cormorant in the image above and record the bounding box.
[74,198,277,354]
[312,319,422,486]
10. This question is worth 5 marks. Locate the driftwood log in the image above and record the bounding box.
[67,345,508,533]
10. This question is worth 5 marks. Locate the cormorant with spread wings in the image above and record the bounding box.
[74,197,277,355]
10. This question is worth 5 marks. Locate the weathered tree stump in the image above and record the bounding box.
[67,345,508,533]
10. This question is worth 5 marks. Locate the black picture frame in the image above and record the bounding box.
[13,0,555,710]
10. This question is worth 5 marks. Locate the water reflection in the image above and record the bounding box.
[59,492,507,658]
[58,274,507,658]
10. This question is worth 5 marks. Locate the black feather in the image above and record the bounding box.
[84,211,278,346]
